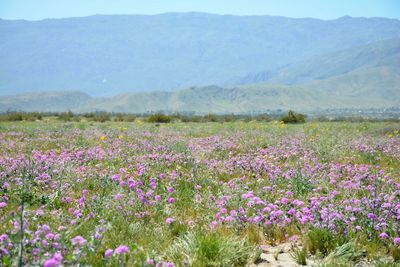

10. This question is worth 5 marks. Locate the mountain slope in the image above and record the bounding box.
[1,13,400,96]
[0,91,91,112]
[1,66,399,113]
[237,38,400,85]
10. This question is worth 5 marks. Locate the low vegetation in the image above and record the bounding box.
[1,111,399,123]
[280,110,306,124]
[0,119,399,266]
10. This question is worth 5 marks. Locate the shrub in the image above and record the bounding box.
[375,259,399,267]
[167,231,254,266]
[6,112,24,121]
[58,111,74,121]
[0,112,45,122]
[290,246,307,265]
[280,110,306,124]
[253,113,273,122]
[390,246,400,262]
[321,241,363,265]
[203,114,218,122]
[82,112,95,119]
[147,113,172,123]
[306,228,343,256]
[92,112,111,122]
[114,113,136,122]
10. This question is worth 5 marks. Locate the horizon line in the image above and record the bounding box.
[1,11,399,22]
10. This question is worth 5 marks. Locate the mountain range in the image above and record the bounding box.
[0,13,399,113]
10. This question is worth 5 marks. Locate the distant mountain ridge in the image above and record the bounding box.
[236,38,400,85]
[1,64,399,113]
[1,13,400,96]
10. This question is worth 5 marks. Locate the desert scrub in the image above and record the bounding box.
[306,228,347,256]
[0,121,399,265]
[167,231,255,266]
[290,246,307,265]
[319,241,363,266]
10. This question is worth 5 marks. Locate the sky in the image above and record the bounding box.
[0,0,399,20]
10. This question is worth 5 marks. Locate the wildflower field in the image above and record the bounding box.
[0,120,399,266]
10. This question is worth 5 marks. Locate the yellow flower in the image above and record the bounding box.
[118,135,124,140]
[100,135,107,141]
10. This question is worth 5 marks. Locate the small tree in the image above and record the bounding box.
[280,110,306,124]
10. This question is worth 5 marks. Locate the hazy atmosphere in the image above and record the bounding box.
[1,0,400,20]
[0,1,400,267]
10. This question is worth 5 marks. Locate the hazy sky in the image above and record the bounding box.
[0,0,399,20]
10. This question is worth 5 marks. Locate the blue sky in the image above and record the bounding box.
[0,0,399,20]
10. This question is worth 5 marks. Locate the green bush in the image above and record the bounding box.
[82,112,95,119]
[321,241,363,266]
[280,110,306,124]
[204,114,218,122]
[92,112,111,122]
[114,113,136,122]
[6,112,24,121]
[306,228,344,256]
[390,246,400,262]
[147,113,172,123]
[253,113,273,122]
[168,231,254,266]
[58,111,75,121]
[290,246,307,265]
[0,112,44,121]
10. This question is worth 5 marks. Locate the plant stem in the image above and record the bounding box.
[18,201,24,267]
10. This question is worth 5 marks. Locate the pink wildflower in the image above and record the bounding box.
[166,217,175,224]
[71,235,87,246]
[104,249,114,257]
[114,245,130,254]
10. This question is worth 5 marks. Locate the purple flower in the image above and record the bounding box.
[225,216,234,222]
[52,252,63,262]
[43,252,63,267]
[45,233,55,240]
[114,245,130,254]
[292,199,304,207]
[94,232,102,239]
[0,248,8,256]
[71,235,87,246]
[104,249,114,257]
[166,217,175,224]
[0,202,7,208]
[167,187,175,193]
[379,232,389,239]
[0,234,8,241]
[394,237,400,245]
[167,197,175,204]
[43,258,60,267]
[280,197,289,204]
[146,259,155,265]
